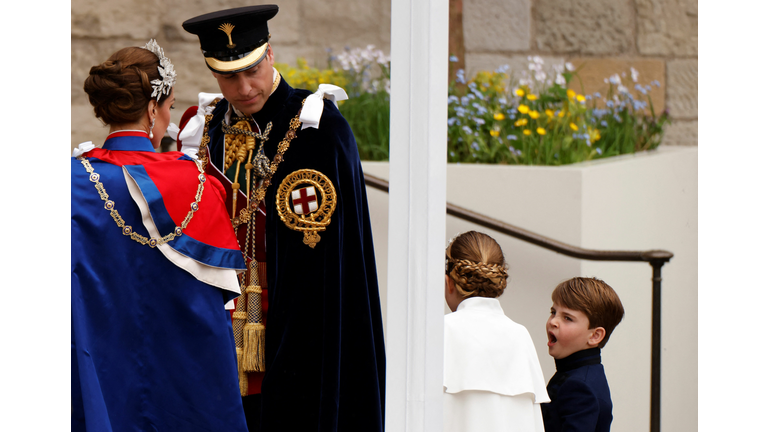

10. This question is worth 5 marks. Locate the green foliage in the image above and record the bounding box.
[277,50,669,165]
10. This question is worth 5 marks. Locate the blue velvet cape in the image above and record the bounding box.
[71,135,248,432]
[206,77,386,431]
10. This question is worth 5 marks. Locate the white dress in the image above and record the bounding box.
[443,297,550,432]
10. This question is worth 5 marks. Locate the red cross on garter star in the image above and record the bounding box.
[291,186,318,215]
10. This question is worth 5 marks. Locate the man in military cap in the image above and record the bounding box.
[178,5,385,432]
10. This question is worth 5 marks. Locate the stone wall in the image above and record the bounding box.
[71,0,391,148]
[71,0,696,147]
[464,0,697,146]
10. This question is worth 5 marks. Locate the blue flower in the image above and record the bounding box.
[455,107,466,117]
[633,100,647,111]
[447,117,458,126]
[495,64,510,74]
[462,125,472,134]
[651,80,660,87]
[585,95,592,101]
[472,142,480,151]
[601,120,608,127]
[606,101,614,108]
[499,97,508,105]
[449,55,459,63]
[469,82,477,89]
[456,69,466,84]
[448,95,459,104]
[473,118,486,125]
[593,92,601,98]
[613,114,622,122]
[596,148,603,155]
[507,135,517,140]
[635,84,647,95]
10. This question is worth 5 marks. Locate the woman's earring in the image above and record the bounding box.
[149,118,156,139]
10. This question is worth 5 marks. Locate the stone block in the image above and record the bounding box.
[301,0,389,49]
[465,53,565,87]
[661,119,697,146]
[637,0,697,56]
[568,58,666,115]
[464,0,530,52]
[72,0,164,39]
[666,59,697,119]
[533,0,635,55]
[72,103,111,150]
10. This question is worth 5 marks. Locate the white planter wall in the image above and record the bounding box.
[362,145,698,432]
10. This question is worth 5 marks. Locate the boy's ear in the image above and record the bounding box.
[588,327,606,347]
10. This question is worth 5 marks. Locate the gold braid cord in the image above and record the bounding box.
[198,98,306,395]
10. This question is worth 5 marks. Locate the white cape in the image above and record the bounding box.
[443,297,550,432]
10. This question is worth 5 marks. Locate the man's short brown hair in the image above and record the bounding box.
[552,277,625,349]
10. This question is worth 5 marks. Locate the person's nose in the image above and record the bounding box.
[548,316,558,328]
[236,77,251,96]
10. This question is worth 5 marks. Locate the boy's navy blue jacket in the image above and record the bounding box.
[542,348,613,432]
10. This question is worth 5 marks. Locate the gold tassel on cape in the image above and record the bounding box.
[242,260,266,372]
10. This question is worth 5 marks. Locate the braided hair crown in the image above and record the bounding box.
[446,231,508,299]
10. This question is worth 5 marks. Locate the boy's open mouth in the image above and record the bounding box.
[547,332,557,346]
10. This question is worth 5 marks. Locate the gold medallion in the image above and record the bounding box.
[276,169,337,248]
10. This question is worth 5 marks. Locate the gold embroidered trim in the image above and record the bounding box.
[77,156,206,248]
[230,100,306,229]
[275,169,337,248]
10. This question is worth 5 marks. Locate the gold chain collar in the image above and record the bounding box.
[77,156,206,248]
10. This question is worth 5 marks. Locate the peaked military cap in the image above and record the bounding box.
[182,4,279,74]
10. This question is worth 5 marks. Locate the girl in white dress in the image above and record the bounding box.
[444,231,550,432]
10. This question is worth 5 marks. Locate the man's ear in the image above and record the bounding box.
[588,327,606,347]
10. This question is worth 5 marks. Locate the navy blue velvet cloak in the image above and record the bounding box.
[205,77,386,431]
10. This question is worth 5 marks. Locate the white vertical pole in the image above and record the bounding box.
[386,0,449,431]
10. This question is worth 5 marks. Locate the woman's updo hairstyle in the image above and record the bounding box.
[446,231,509,299]
[83,47,171,125]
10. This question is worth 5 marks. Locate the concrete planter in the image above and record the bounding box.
[362,146,697,432]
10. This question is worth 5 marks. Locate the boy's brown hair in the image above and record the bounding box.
[552,277,625,348]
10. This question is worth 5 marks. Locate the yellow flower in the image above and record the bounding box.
[493,113,505,121]
[588,127,601,142]
[570,123,579,131]
[537,127,546,135]
[515,88,525,97]
[526,94,538,101]
[514,118,528,127]
[518,104,529,114]
[490,130,500,137]
[545,109,554,118]
[529,111,540,119]
[558,110,565,118]
[523,129,532,136]
[567,89,576,99]
[576,94,586,103]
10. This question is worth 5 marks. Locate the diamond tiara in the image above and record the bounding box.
[143,39,177,101]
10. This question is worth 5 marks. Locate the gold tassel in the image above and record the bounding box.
[236,347,248,396]
[242,259,266,372]
[243,322,266,372]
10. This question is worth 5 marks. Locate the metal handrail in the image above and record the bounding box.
[364,172,672,432]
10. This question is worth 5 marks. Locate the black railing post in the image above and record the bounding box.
[650,260,664,432]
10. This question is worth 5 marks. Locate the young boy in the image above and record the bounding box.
[542,277,625,432]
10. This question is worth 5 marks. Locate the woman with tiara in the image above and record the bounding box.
[71,40,248,431]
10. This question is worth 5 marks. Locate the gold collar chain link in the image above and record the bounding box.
[78,157,206,248]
